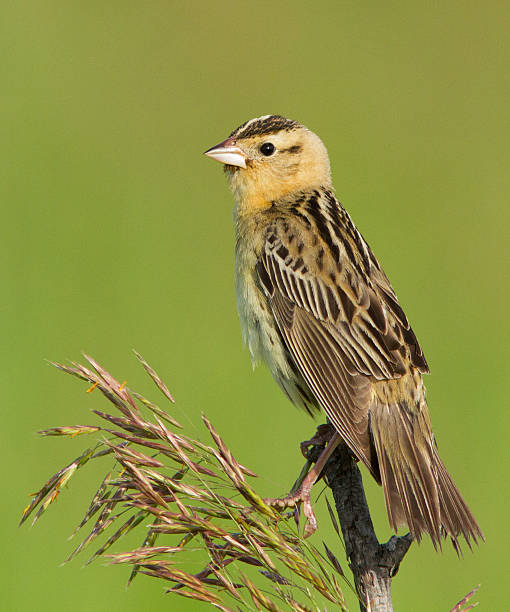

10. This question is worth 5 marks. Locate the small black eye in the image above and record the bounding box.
[260,142,276,156]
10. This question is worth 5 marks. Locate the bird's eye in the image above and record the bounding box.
[259,142,276,156]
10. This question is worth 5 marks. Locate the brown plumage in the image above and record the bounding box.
[205,115,483,550]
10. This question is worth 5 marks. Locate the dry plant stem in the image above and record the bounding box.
[322,440,413,612]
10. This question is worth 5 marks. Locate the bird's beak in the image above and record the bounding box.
[204,137,247,169]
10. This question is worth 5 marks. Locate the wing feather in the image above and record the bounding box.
[271,291,376,473]
[257,218,428,473]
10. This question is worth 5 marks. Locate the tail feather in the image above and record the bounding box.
[434,450,484,549]
[370,400,483,551]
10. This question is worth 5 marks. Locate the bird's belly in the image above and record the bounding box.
[235,270,317,413]
[236,271,287,372]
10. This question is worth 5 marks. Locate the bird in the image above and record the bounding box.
[204,114,483,550]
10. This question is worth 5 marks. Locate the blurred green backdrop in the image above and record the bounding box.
[3,1,509,610]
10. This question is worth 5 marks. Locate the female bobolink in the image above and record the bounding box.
[205,115,482,549]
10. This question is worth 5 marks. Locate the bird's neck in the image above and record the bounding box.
[232,181,332,221]
[233,184,333,259]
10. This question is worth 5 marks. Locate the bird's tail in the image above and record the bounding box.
[369,400,484,552]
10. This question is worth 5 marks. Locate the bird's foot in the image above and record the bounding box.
[264,485,317,538]
[265,431,342,538]
[300,423,336,458]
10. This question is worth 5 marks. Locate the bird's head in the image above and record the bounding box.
[205,115,332,210]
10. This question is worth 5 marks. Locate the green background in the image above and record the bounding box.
[3,2,509,610]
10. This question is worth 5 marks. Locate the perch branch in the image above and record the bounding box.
[317,438,413,612]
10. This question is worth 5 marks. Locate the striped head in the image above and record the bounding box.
[205,115,332,211]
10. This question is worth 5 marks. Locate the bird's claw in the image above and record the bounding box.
[263,429,341,538]
[264,487,318,538]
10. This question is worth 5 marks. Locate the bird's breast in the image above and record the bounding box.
[234,241,283,367]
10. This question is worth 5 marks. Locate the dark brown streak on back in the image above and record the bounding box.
[305,193,341,267]
[324,189,371,275]
[330,222,365,277]
[319,188,428,372]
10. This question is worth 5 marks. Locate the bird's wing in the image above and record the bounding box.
[256,215,427,472]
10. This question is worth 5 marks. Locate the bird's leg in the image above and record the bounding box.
[299,422,336,458]
[265,432,341,537]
